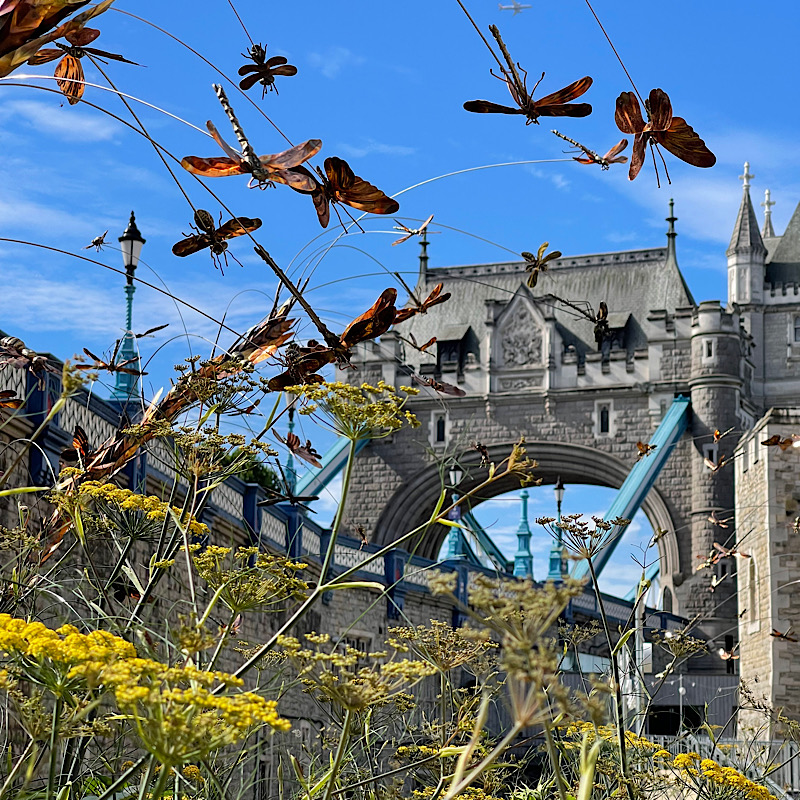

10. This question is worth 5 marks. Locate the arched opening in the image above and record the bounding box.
[370,440,682,609]
[437,483,661,601]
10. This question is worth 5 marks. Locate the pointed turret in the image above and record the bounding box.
[418,230,429,285]
[664,199,695,306]
[727,163,766,306]
[761,189,776,239]
[765,201,800,286]
[513,490,534,578]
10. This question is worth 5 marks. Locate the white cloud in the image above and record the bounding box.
[308,47,365,80]
[338,139,416,159]
[2,99,118,142]
[526,165,570,191]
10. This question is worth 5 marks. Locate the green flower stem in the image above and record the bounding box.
[321,708,353,800]
[0,396,65,490]
[542,720,568,800]
[442,720,524,800]
[586,556,635,800]
[47,697,63,799]
[229,474,497,685]
[319,438,357,586]
[0,739,35,799]
[207,607,238,671]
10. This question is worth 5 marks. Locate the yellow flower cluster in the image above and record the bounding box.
[78,481,209,537]
[671,754,777,800]
[564,721,658,750]
[0,614,290,766]
[672,752,701,769]
[286,380,419,441]
[279,631,436,711]
[190,545,308,613]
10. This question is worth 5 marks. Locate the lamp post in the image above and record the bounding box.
[548,475,567,580]
[111,212,146,402]
[446,464,464,559]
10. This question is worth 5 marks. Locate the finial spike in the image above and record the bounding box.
[418,230,429,281]
[665,199,678,264]
[739,161,754,191]
[761,188,776,238]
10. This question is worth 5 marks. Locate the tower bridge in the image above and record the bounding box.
[3,165,800,732]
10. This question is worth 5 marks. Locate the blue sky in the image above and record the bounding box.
[2,0,797,598]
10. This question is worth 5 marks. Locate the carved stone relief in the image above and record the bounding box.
[499,305,542,367]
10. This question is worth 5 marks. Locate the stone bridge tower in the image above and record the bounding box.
[343,205,754,640]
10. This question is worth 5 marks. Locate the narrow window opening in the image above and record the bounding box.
[600,405,610,434]
[435,416,446,443]
[705,340,714,358]
[794,317,800,343]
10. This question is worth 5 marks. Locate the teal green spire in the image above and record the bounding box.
[513,490,533,577]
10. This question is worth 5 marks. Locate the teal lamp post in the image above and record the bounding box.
[111,212,145,402]
[446,464,465,560]
[513,490,534,577]
[547,475,567,580]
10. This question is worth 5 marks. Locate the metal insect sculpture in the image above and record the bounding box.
[522,242,561,288]
[614,88,715,183]
[83,230,108,251]
[551,129,628,169]
[412,374,466,397]
[172,209,262,271]
[464,25,592,125]
[392,214,435,246]
[392,277,451,324]
[274,431,322,468]
[181,85,321,190]
[27,27,136,105]
[238,43,297,96]
[280,158,400,229]
[762,434,800,451]
[635,441,657,461]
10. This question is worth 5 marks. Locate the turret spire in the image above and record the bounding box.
[418,230,429,282]
[728,162,766,258]
[665,198,678,265]
[513,490,534,578]
[761,189,776,238]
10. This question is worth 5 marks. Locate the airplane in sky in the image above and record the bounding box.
[498,1,531,14]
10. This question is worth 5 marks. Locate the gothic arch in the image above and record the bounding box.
[373,440,681,604]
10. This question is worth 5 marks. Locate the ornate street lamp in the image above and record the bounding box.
[111,212,146,402]
[446,463,464,558]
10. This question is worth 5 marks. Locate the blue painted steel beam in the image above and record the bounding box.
[572,395,691,579]
[295,437,369,498]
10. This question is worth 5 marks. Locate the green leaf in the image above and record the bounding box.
[323,581,385,593]
[0,486,47,498]
[612,628,635,656]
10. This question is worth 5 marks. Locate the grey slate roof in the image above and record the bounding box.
[728,188,766,256]
[766,201,800,285]
[396,246,695,356]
